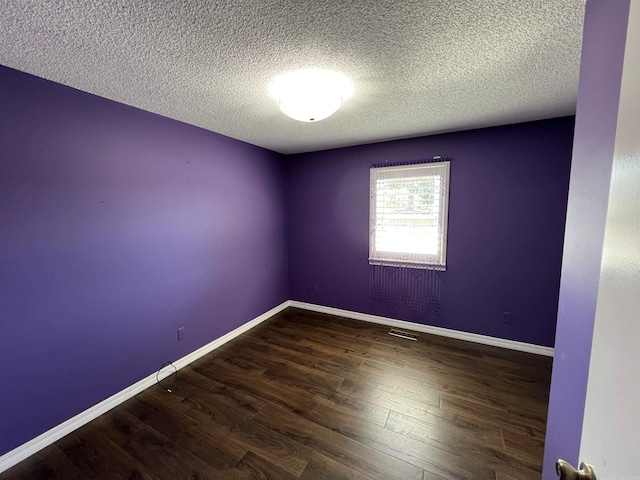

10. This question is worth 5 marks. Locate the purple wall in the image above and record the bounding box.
[287,118,574,347]
[0,65,288,455]
[542,1,630,477]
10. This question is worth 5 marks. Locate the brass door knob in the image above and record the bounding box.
[556,459,597,480]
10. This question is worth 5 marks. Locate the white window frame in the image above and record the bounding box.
[369,161,451,270]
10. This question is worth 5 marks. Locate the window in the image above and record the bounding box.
[369,161,450,270]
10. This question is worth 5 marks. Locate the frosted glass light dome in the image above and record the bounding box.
[268,69,354,122]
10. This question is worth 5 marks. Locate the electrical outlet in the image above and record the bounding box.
[177,327,185,340]
[502,312,512,324]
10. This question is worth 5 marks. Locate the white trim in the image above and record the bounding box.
[171,301,289,370]
[289,301,554,357]
[0,300,289,474]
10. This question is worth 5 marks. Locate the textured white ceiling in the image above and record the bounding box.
[0,0,585,154]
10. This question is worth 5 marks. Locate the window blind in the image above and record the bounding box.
[369,161,450,269]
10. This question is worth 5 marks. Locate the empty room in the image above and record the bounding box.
[2,1,639,479]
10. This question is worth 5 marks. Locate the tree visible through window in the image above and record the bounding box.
[369,161,450,269]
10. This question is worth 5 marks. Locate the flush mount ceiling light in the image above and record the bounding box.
[268,68,354,122]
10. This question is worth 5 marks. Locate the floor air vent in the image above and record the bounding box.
[388,329,418,341]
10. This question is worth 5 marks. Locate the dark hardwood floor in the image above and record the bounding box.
[2,308,553,480]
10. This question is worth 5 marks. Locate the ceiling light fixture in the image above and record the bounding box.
[268,68,354,122]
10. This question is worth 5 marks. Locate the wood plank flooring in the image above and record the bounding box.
[2,308,553,479]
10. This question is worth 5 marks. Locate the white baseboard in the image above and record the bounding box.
[0,300,289,474]
[289,301,554,357]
